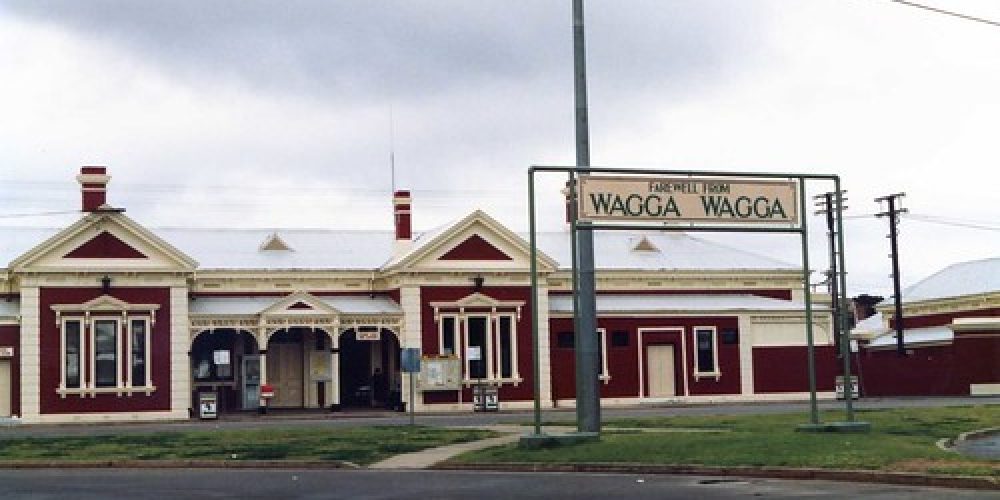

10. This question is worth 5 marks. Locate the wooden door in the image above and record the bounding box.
[0,360,10,417]
[646,345,676,398]
[268,344,304,408]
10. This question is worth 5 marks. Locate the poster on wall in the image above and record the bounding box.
[310,351,331,381]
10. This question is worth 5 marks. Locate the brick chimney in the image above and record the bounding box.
[76,166,111,212]
[393,190,412,254]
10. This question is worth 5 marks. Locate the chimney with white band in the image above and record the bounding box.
[393,190,412,255]
[76,166,111,212]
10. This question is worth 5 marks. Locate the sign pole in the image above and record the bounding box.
[409,371,415,426]
[529,171,542,435]
[799,178,820,426]
[573,0,601,437]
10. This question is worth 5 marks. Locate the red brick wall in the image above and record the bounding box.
[752,346,838,393]
[858,336,999,396]
[550,316,743,400]
[420,286,535,404]
[38,287,172,414]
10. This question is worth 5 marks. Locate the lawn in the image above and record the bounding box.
[455,405,999,478]
[0,425,495,466]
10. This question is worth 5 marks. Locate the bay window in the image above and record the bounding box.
[54,296,158,396]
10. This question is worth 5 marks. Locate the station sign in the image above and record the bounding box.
[577,176,798,226]
[356,328,381,341]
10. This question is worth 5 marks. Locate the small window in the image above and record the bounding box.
[498,316,514,379]
[557,332,575,349]
[611,330,629,347]
[94,319,118,388]
[64,320,82,389]
[721,329,738,345]
[441,316,457,355]
[130,319,148,387]
[694,328,718,375]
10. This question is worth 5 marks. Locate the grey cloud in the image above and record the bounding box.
[5,1,765,103]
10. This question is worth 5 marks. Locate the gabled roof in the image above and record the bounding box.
[903,257,1000,302]
[1,212,797,273]
[7,211,197,272]
[532,231,796,271]
[381,210,559,272]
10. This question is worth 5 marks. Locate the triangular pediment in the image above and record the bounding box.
[382,210,558,273]
[64,231,147,259]
[439,235,512,261]
[9,211,198,272]
[262,291,339,316]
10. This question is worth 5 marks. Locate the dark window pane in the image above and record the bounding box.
[65,320,81,389]
[442,317,456,355]
[696,330,715,373]
[557,332,574,349]
[612,330,629,347]
[468,317,487,379]
[131,320,146,387]
[597,332,604,375]
[499,316,512,378]
[95,320,117,388]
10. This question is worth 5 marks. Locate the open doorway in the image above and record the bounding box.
[338,328,400,409]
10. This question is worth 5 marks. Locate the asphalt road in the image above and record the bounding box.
[0,469,995,500]
[1,396,996,438]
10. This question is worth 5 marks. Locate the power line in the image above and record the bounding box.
[0,210,79,219]
[903,213,1000,231]
[889,0,1000,28]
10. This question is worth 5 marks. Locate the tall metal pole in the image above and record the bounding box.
[833,181,855,420]
[528,172,542,436]
[572,0,600,434]
[799,180,820,425]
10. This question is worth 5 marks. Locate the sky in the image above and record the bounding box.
[1,0,999,298]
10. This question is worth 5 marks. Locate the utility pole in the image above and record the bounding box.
[815,190,858,418]
[875,193,907,356]
[814,192,847,359]
[572,0,601,435]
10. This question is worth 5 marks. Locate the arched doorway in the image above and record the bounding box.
[190,329,259,413]
[338,328,401,409]
[265,327,336,409]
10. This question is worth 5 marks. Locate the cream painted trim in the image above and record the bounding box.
[692,326,721,381]
[970,383,1000,396]
[19,287,39,419]
[23,410,188,425]
[596,328,610,382]
[637,327,687,398]
[170,287,191,417]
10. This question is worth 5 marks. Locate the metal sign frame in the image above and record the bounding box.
[527,165,857,435]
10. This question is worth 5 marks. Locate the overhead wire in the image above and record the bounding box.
[888,0,1000,28]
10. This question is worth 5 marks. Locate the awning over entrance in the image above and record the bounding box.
[189,293,403,335]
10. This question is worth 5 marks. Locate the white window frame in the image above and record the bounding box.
[90,316,121,390]
[463,314,492,381]
[493,313,520,383]
[438,314,459,357]
[596,328,611,383]
[59,317,85,392]
[692,326,721,380]
[127,316,152,391]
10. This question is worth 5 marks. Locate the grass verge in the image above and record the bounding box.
[0,426,495,466]
[454,405,999,478]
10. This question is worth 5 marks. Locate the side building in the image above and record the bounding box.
[0,167,835,423]
[852,258,999,397]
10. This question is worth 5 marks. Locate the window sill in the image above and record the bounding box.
[693,372,721,382]
[463,377,524,387]
[600,375,612,384]
[57,386,157,398]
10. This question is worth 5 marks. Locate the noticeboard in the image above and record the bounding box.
[417,356,462,391]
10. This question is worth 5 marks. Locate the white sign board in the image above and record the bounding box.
[356,330,381,341]
[213,349,230,365]
[466,346,482,361]
[578,176,799,226]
